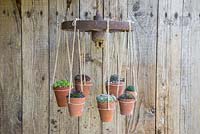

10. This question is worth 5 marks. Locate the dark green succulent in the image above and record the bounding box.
[125,85,136,92]
[106,74,124,84]
[68,90,85,98]
[53,80,72,88]
[118,92,135,100]
[96,94,116,103]
[74,74,91,82]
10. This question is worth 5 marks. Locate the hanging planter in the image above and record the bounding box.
[74,74,92,98]
[53,80,72,107]
[106,74,125,97]
[125,85,137,98]
[118,92,136,115]
[67,90,85,117]
[96,94,116,122]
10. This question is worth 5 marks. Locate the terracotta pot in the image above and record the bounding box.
[67,97,85,117]
[54,87,70,107]
[75,81,92,98]
[97,101,115,122]
[106,82,124,97]
[119,99,135,115]
[126,91,137,98]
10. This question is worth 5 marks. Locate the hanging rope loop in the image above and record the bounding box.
[67,18,79,103]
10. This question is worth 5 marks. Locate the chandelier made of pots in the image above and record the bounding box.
[62,0,134,47]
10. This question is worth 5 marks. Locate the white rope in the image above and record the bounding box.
[52,23,62,83]
[83,33,86,84]
[67,18,78,103]
[68,102,85,105]
[116,32,126,97]
[106,19,110,110]
[77,30,84,92]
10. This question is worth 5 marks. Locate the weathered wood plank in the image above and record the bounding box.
[49,0,79,134]
[156,0,183,133]
[22,0,49,133]
[127,0,157,133]
[180,0,200,133]
[79,0,102,134]
[0,0,22,134]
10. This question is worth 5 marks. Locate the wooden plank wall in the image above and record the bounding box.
[0,0,200,134]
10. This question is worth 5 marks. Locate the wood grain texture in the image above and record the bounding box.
[1,0,200,134]
[0,0,22,134]
[22,0,49,133]
[156,0,183,133]
[180,0,200,133]
[127,0,157,133]
[79,0,102,134]
[49,0,79,134]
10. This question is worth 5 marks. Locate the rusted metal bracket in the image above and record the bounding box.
[61,12,134,47]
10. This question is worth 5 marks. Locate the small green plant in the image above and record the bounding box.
[53,80,72,88]
[106,74,124,84]
[68,90,85,98]
[125,85,136,92]
[96,94,116,103]
[74,74,91,82]
[118,92,135,100]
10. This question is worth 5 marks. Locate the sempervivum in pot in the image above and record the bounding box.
[118,92,136,115]
[74,74,92,98]
[125,85,137,98]
[53,80,72,107]
[96,94,116,122]
[106,74,124,97]
[67,90,85,117]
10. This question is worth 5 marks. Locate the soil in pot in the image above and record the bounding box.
[119,99,135,115]
[97,102,116,122]
[106,82,124,97]
[67,97,85,117]
[54,87,70,107]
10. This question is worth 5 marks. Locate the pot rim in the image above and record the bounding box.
[54,87,71,91]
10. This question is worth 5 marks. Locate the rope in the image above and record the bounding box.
[77,30,84,92]
[83,33,86,84]
[116,32,126,97]
[68,102,85,105]
[106,19,110,110]
[67,18,78,103]
[52,23,62,83]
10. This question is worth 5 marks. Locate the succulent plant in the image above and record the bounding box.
[74,74,91,82]
[53,80,72,88]
[96,94,116,103]
[125,85,136,92]
[68,90,85,98]
[106,74,124,84]
[118,92,135,100]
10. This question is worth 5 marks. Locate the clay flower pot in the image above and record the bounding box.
[97,102,116,122]
[54,87,70,107]
[75,81,92,98]
[106,82,124,97]
[67,97,85,117]
[119,99,135,115]
[67,91,86,117]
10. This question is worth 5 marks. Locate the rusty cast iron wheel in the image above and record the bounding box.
[61,20,134,32]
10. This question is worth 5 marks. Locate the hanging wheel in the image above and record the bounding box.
[61,12,134,45]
